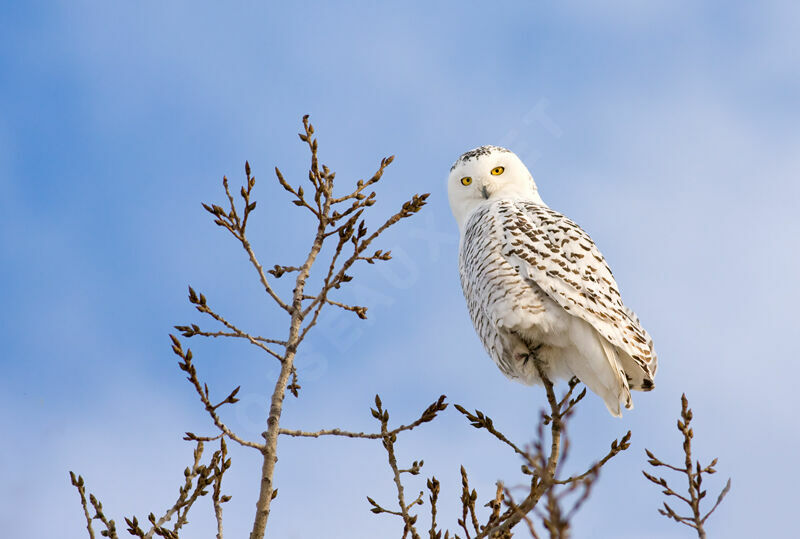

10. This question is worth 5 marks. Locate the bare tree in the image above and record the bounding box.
[70,115,429,539]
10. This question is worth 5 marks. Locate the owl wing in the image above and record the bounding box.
[500,201,657,388]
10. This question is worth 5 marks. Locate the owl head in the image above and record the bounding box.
[447,146,544,230]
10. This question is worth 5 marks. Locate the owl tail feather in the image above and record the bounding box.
[598,337,633,413]
[563,327,632,417]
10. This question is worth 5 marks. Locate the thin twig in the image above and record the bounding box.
[212,438,231,539]
[643,394,731,539]
[379,397,422,539]
[171,335,263,450]
[69,472,97,539]
[184,292,285,362]
[454,404,528,458]
[278,427,383,439]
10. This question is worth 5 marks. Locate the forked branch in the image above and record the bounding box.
[69,437,231,539]
[441,365,630,538]
[364,395,449,539]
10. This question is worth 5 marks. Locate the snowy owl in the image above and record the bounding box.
[448,146,657,417]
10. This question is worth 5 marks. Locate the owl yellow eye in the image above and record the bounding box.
[491,166,505,176]
[461,177,472,186]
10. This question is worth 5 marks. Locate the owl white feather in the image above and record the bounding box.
[448,146,657,417]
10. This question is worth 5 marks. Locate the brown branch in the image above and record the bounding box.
[240,236,293,313]
[72,435,232,539]
[360,395,448,539]
[468,360,629,538]
[212,438,231,539]
[297,229,351,338]
[250,119,335,538]
[324,200,371,236]
[502,489,540,539]
[427,477,441,539]
[184,288,285,362]
[68,473,118,538]
[330,155,392,204]
[251,114,389,537]
[328,193,429,294]
[166,442,213,537]
[88,494,118,539]
[202,172,291,314]
[472,362,564,539]
[535,466,599,538]
[554,430,631,485]
[388,395,449,435]
[375,395,422,539]
[643,394,731,539]
[175,322,286,346]
[69,472,97,539]
[454,404,528,458]
[278,427,383,439]
[458,465,480,538]
[120,439,229,539]
[301,294,367,319]
[367,496,404,517]
[171,335,263,450]
[274,166,320,218]
[298,189,427,344]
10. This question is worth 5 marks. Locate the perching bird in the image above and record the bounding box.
[448,146,657,416]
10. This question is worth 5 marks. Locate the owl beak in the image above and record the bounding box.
[480,185,490,199]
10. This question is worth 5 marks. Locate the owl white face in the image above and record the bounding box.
[447,146,543,230]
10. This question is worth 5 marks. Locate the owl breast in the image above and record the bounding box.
[459,201,564,382]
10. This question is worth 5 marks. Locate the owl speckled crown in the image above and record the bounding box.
[450,145,511,171]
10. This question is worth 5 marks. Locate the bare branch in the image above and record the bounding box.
[554,430,631,485]
[701,478,731,524]
[240,237,293,313]
[331,155,394,204]
[468,360,630,539]
[202,174,291,314]
[175,322,286,346]
[643,394,731,539]
[69,472,97,539]
[275,166,320,217]
[375,394,422,539]
[212,438,232,539]
[454,404,527,458]
[171,335,263,450]
[278,427,383,439]
[185,287,285,362]
[118,438,230,539]
[427,477,441,539]
[300,294,367,319]
[458,465,480,538]
[88,493,118,539]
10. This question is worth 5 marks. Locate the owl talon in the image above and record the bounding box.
[517,344,542,366]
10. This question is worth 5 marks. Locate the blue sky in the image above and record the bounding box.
[2,1,799,537]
